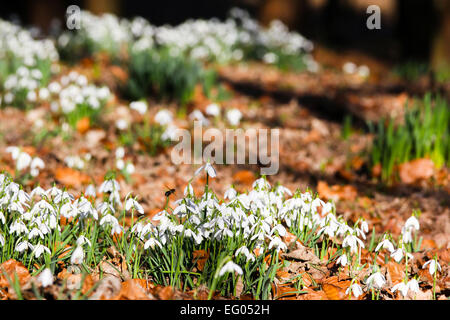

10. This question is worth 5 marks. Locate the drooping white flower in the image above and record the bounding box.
[130,101,148,115]
[125,198,144,215]
[115,147,125,159]
[38,268,53,287]
[125,163,135,174]
[195,162,217,178]
[392,282,408,297]
[76,235,92,247]
[85,184,96,197]
[404,215,420,231]
[342,234,365,254]
[70,245,84,265]
[345,283,363,298]
[407,278,420,295]
[32,244,51,258]
[268,236,287,251]
[375,237,395,253]
[390,247,413,263]
[184,183,194,196]
[226,108,242,126]
[189,110,209,126]
[423,259,441,275]
[154,109,173,125]
[224,187,237,200]
[336,253,348,267]
[100,214,119,227]
[366,272,386,289]
[15,241,33,253]
[16,151,32,171]
[144,237,162,250]
[205,103,221,117]
[218,261,243,277]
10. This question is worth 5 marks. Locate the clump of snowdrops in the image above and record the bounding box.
[0,162,441,299]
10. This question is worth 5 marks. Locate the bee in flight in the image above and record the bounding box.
[164,185,176,197]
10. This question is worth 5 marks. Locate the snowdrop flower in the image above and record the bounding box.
[16,241,33,253]
[85,184,96,197]
[390,247,413,263]
[271,224,286,237]
[144,237,162,250]
[366,272,386,289]
[404,215,420,231]
[401,227,413,244]
[360,220,369,234]
[342,234,365,254]
[224,187,237,200]
[392,282,408,297]
[184,183,194,196]
[115,147,125,159]
[76,235,92,247]
[30,186,45,198]
[28,227,44,240]
[195,162,217,178]
[235,246,255,262]
[263,52,277,64]
[346,283,363,298]
[205,103,221,117]
[38,268,53,287]
[71,245,84,265]
[111,224,123,236]
[125,163,135,174]
[0,234,4,247]
[218,261,243,277]
[336,253,348,267]
[16,152,32,171]
[115,119,128,130]
[268,237,287,251]
[125,198,144,215]
[375,236,395,253]
[343,62,357,74]
[99,179,120,193]
[154,109,173,125]
[357,65,370,78]
[100,214,119,227]
[130,101,147,115]
[423,259,441,275]
[38,88,50,100]
[32,244,51,258]
[226,108,242,126]
[30,157,45,177]
[407,278,420,295]
[116,159,125,170]
[189,110,209,126]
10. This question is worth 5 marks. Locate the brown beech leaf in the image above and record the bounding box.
[113,279,154,300]
[298,287,328,300]
[192,249,210,272]
[273,283,300,300]
[317,181,357,202]
[386,261,405,285]
[282,243,321,264]
[322,283,347,300]
[398,158,434,184]
[0,259,30,288]
[76,117,90,134]
[54,167,91,188]
[232,170,255,186]
[156,286,174,300]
